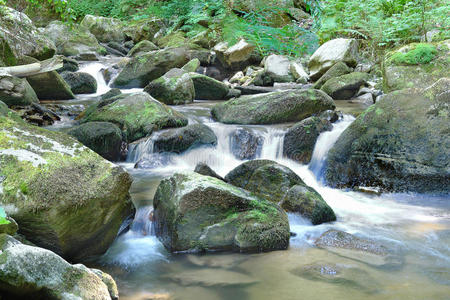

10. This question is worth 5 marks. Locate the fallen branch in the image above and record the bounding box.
[0,55,64,77]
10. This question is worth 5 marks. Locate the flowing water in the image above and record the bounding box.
[50,61,450,300]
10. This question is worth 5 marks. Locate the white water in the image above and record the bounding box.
[78,62,111,96]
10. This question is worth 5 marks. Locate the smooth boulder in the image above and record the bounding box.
[190,73,230,100]
[313,61,351,89]
[0,110,133,261]
[211,89,336,125]
[81,15,125,43]
[153,172,290,252]
[0,75,39,107]
[61,72,97,94]
[144,68,194,105]
[264,54,294,83]
[231,128,263,160]
[325,79,450,193]
[321,72,370,100]
[127,40,158,57]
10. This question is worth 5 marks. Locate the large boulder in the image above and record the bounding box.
[80,15,125,43]
[283,116,332,164]
[127,40,159,57]
[43,21,106,57]
[0,75,39,107]
[190,73,230,100]
[383,41,449,92]
[0,7,55,63]
[68,122,123,161]
[112,47,190,88]
[0,111,133,261]
[213,39,257,70]
[211,89,335,125]
[81,92,188,143]
[144,68,194,105]
[308,38,358,80]
[61,72,97,94]
[153,124,217,154]
[0,234,117,299]
[325,79,450,193]
[264,54,294,83]
[153,172,290,252]
[313,61,351,89]
[321,72,370,100]
[225,160,336,224]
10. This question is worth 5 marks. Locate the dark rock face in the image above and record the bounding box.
[283,116,332,164]
[68,122,123,161]
[321,72,370,100]
[231,128,263,160]
[56,57,80,73]
[153,172,290,253]
[194,163,224,181]
[61,72,97,94]
[12,103,60,127]
[326,79,449,193]
[211,89,336,125]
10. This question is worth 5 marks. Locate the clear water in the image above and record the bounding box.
[51,61,450,300]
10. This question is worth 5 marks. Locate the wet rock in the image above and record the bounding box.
[319,110,341,123]
[166,269,258,287]
[12,103,60,127]
[234,85,277,95]
[352,93,374,106]
[194,163,224,181]
[74,52,99,61]
[309,38,358,80]
[186,253,248,269]
[313,61,351,89]
[56,57,80,73]
[0,75,39,107]
[326,79,449,193]
[134,153,171,169]
[153,124,217,154]
[144,68,194,105]
[211,89,335,125]
[283,116,332,164]
[81,15,125,43]
[153,172,290,252]
[190,73,230,100]
[61,71,97,94]
[264,54,294,83]
[231,128,263,160]
[68,122,123,161]
[106,41,128,56]
[81,92,188,143]
[127,40,159,57]
[112,47,190,88]
[0,109,133,261]
[100,88,122,101]
[321,72,370,100]
[226,88,241,99]
[0,234,116,299]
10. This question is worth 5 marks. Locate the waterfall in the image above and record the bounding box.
[78,62,111,96]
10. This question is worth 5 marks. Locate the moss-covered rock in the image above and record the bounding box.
[153,124,217,154]
[68,122,123,161]
[122,18,166,43]
[313,62,351,89]
[61,72,97,95]
[182,58,201,73]
[383,41,449,92]
[283,116,332,164]
[308,38,358,80]
[81,92,188,143]
[225,160,336,224]
[321,72,370,100]
[0,7,56,62]
[127,40,159,57]
[0,75,39,107]
[43,21,106,57]
[325,79,450,193]
[0,217,18,235]
[112,47,190,88]
[0,234,116,299]
[81,15,125,43]
[211,89,335,125]
[190,73,230,100]
[153,172,290,252]
[144,68,194,105]
[0,112,133,261]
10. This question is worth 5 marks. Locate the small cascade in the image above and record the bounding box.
[308,115,355,179]
[78,62,111,96]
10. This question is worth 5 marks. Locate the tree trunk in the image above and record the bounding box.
[0,55,64,77]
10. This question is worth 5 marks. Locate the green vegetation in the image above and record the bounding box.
[390,43,437,65]
[0,207,10,225]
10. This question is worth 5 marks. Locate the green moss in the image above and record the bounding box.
[391,43,437,65]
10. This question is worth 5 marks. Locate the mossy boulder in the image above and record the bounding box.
[0,75,39,107]
[0,112,133,261]
[81,15,125,43]
[383,41,449,92]
[144,68,195,105]
[283,116,332,164]
[313,62,351,89]
[68,122,123,161]
[190,73,230,100]
[127,40,159,57]
[0,234,116,299]
[0,216,18,236]
[153,172,290,252]
[0,7,56,62]
[308,38,358,80]
[122,18,166,43]
[225,160,336,224]
[61,72,97,94]
[325,79,450,193]
[153,124,217,154]
[321,72,370,100]
[56,57,79,73]
[81,92,188,143]
[211,89,335,125]
[182,58,201,73]
[44,21,106,57]
[112,47,190,88]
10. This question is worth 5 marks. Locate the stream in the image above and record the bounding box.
[48,59,450,300]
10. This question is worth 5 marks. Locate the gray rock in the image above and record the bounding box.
[61,72,97,94]
[231,128,263,160]
[194,163,224,181]
[190,73,230,100]
[144,68,194,105]
[0,75,39,107]
[127,40,159,57]
[264,54,294,83]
